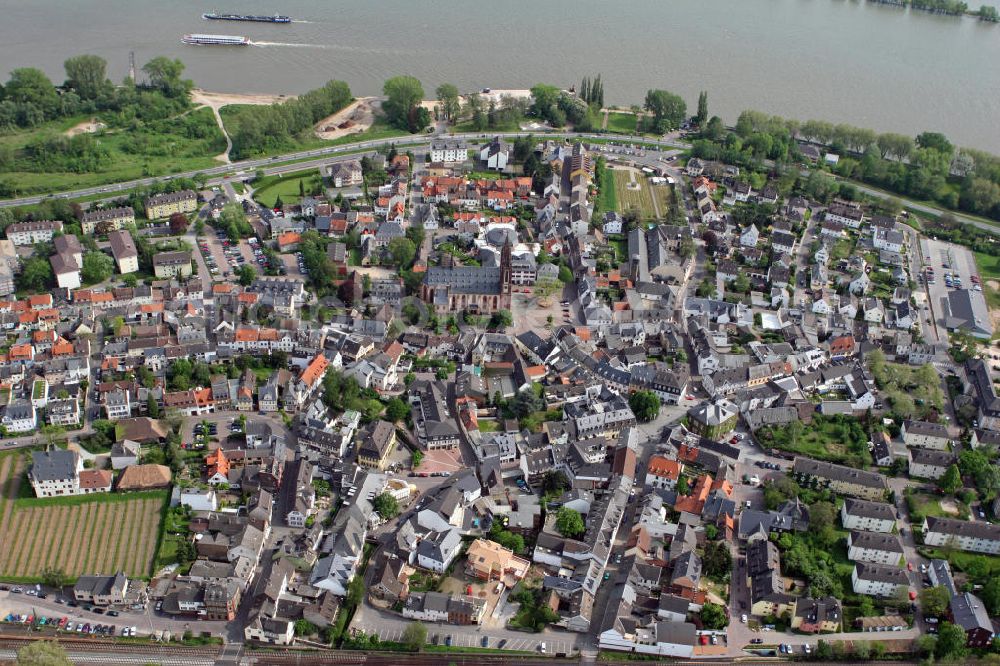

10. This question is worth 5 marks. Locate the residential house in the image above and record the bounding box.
[840,499,896,533]
[846,531,904,565]
[922,516,1000,555]
[851,562,908,597]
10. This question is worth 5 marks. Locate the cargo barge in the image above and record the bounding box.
[182,33,251,46]
[203,12,291,23]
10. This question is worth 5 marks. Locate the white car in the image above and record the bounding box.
[741,613,747,623]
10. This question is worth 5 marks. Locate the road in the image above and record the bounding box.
[0,132,686,210]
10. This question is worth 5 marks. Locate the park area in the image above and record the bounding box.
[253,168,325,208]
[756,414,870,467]
[608,167,674,221]
[0,452,166,581]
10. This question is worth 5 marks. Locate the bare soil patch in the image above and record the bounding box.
[314,97,380,140]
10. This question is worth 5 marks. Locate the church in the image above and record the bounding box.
[421,239,512,314]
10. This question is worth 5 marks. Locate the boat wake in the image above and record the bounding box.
[251,41,328,48]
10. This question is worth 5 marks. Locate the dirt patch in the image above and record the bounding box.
[939,498,961,515]
[314,97,380,140]
[191,88,290,110]
[988,280,1000,332]
[64,118,106,137]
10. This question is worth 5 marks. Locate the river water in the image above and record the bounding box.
[2,0,1000,151]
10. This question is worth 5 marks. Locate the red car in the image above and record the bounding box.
[700,635,709,645]
[906,562,913,571]
[909,591,917,601]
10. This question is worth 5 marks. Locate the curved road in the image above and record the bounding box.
[0,131,680,209]
[3,125,994,239]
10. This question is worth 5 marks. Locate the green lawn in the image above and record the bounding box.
[478,420,500,433]
[757,415,869,466]
[974,251,1000,280]
[0,107,226,197]
[612,168,658,219]
[597,167,618,214]
[906,491,968,523]
[605,112,639,134]
[254,170,324,208]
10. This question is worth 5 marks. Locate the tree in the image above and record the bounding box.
[700,602,727,630]
[983,578,1000,616]
[436,83,460,123]
[294,619,318,636]
[16,641,70,666]
[916,131,953,156]
[533,277,561,304]
[18,255,53,292]
[383,76,426,132]
[557,264,573,283]
[643,89,687,133]
[695,91,708,125]
[63,55,107,101]
[385,398,409,422]
[237,264,256,287]
[41,567,67,589]
[372,492,400,520]
[147,394,161,419]
[555,507,585,538]
[702,541,732,581]
[387,237,416,268]
[935,621,968,660]
[6,68,60,120]
[169,212,189,235]
[402,621,427,652]
[629,390,660,422]
[919,586,950,618]
[512,387,544,418]
[81,251,114,285]
[939,463,962,494]
[142,56,190,97]
[490,309,513,329]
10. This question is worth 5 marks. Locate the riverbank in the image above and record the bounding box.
[865,0,999,21]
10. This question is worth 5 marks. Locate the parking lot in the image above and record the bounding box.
[198,231,273,280]
[413,448,464,476]
[360,621,576,655]
[920,237,982,327]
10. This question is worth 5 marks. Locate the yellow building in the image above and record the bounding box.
[81,207,135,235]
[145,190,198,220]
[358,420,396,470]
[152,251,193,279]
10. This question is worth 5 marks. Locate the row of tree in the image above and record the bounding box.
[228,80,352,158]
[693,107,1000,222]
[0,54,191,131]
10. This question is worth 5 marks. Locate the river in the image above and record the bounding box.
[3,0,1000,151]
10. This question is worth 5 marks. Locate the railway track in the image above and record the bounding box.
[0,633,220,665]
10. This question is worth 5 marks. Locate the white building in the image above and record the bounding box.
[840,499,896,533]
[922,516,1000,555]
[429,140,469,164]
[29,449,81,497]
[6,220,63,246]
[901,420,951,450]
[3,402,37,433]
[847,531,904,565]
[179,488,218,512]
[851,562,908,597]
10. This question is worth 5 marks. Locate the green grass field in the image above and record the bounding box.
[0,108,226,196]
[974,251,1000,280]
[253,169,325,207]
[612,167,658,219]
[597,166,618,214]
[605,112,639,134]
